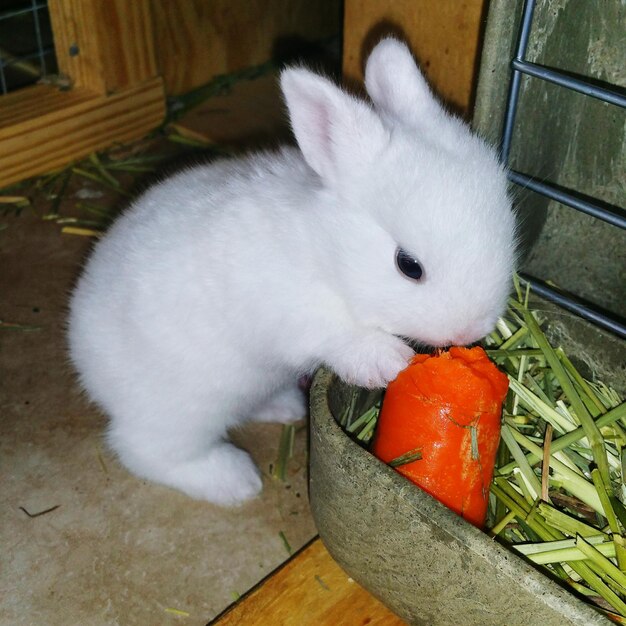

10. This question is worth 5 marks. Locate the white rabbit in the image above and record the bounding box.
[68,38,516,505]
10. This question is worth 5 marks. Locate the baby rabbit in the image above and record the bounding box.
[68,38,516,505]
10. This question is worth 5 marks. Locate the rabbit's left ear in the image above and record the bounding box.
[365,38,443,125]
[281,67,388,186]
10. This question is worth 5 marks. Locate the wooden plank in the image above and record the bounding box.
[151,0,342,96]
[0,85,95,127]
[343,0,488,116]
[0,79,165,188]
[212,538,406,625]
[48,0,158,94]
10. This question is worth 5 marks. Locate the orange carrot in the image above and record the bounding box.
[372,346,509,528]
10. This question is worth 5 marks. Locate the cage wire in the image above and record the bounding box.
[502,0,626,339]
[0,0,56,95]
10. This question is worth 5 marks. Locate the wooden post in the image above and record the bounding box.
[48,0,159,94]
[343,0,488,117]
[0,0,165,189]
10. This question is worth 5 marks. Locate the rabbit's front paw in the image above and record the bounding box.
[329,330,414,389]
[251,384,307,424]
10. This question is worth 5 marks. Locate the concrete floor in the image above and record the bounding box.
[1,73,318,626]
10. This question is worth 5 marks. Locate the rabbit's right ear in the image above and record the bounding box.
[281,68,388,185]
[365,38,442,126]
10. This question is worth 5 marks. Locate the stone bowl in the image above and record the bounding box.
[308,367,611,626]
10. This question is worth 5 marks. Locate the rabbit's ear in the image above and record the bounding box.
[365,38,441,125]
[281,68,388,185]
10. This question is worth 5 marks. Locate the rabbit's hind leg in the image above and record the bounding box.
[106,402,262,505]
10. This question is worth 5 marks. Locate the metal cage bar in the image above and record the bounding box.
[510,59,626,108]
[0,57,7,95]
[0,2,48,21]
[0,0,55,96]
[501,0,626,339]
[507,170,626,229]
[31,0,48,76]
[518,274,625,335]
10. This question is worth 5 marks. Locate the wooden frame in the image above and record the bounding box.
[0,0,166,189]
[342,0,488,117]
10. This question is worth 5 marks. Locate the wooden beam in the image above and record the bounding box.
[0,78,165,188]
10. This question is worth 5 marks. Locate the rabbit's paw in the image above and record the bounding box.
[330,330,414,389]
[251,384,307,424]
[167,443,263,505]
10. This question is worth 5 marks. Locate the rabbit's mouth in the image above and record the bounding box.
[399,323,494,351]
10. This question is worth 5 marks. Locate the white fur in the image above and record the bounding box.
[68,39,517,505]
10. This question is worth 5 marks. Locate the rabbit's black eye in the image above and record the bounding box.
[396,248,423,281]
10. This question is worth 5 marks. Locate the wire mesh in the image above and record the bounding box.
[0,0,56,95]
[501,0,626,338]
